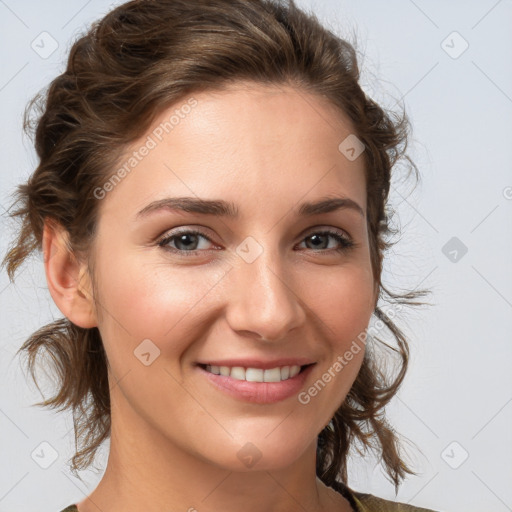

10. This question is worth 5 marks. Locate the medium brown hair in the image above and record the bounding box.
[2,0,430,492]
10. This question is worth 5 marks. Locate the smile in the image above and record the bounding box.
[196,363,316,404]
[200,364,308,382]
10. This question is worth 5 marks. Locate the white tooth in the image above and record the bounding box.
[264,367,282,382]
[219,366,231,377]
[230,366,246,380]
[289,365,300,378]
[280,366,290,380]
[212,364,302,381]
[246,368,264,382]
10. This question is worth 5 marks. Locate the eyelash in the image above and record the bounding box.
[156,227,356,257]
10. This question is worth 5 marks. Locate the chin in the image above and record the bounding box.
[198,432,315,473]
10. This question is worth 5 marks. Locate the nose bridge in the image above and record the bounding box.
[226,238,305,341]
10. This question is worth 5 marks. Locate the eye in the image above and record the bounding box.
[298,229,355,253]
[157,227,356,257]
[157,228,215,255]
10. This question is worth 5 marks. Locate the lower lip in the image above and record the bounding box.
[197,364,315,404]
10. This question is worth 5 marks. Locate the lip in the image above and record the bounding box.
[194,357,315,370]
[196,363,316,404]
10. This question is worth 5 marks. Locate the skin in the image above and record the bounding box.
[44,82,378,512]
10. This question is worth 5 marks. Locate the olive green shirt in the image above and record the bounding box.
[59,480,439,511]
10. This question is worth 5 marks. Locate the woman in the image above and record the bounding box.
[2,0,435,510]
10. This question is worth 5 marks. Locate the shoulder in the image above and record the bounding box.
[59,506,78,512]
[328,479,439,512]
[352,491,440,512]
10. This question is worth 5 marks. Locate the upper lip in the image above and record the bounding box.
[196,357,316,370]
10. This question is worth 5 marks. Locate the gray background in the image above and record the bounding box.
[1,1,511,511]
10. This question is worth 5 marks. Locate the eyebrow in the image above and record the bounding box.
[136,196,365,219]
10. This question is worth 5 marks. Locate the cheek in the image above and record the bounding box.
[308,265,375,340]
[306,267,373,399]
[93,248,231,358]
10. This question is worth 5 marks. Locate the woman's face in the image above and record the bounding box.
[88,83,377,471]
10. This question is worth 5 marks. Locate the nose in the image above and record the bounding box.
[225,247,307,342]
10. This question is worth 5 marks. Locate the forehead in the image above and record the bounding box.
[99,83,367,221]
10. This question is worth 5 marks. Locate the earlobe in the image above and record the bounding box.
[42,219,98,329]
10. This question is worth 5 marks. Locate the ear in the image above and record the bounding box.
[42,219,97,329]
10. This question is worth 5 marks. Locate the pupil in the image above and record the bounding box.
[309,234,326,249]
[178,234,196,249]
